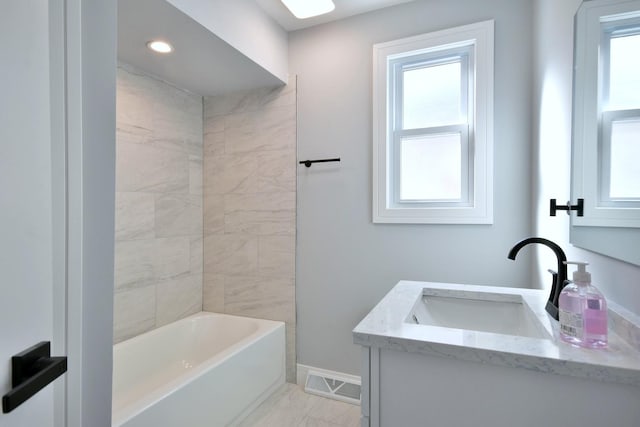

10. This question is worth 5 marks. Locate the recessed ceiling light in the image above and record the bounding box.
[146,40,173,54]
[281,0,335,19]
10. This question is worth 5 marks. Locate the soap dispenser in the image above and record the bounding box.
[558,262,608,348]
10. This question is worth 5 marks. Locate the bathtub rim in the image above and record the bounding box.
[111,311,285,427]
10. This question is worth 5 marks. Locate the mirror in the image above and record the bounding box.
[570,0,640,266]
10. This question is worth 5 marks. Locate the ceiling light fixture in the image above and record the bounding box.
[280,0,335,19]
[146,40,173,54]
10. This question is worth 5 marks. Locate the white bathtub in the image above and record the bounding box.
[112,312,285,427]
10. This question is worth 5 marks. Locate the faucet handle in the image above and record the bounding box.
[546,269,558,296]
[546,268,573,320]
[544,269,560,320]
[547,269,571,286]
[547,269,559,287]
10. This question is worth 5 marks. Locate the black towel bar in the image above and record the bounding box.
[299,158,340,167]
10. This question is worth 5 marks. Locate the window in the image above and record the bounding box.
[373,20,494,224]
[599,20,640,207]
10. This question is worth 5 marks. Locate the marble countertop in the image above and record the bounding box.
[353,281,640,387]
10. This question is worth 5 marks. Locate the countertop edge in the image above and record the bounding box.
[353,330,640,388]
[352,281,640,389]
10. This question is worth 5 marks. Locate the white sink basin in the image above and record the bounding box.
[406,288,551,339]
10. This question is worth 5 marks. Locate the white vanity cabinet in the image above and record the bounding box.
[354,281,640,427]
[360,346,639,426]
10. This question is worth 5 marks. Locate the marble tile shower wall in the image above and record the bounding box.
[113,65,204,343]
[202,78,297,382]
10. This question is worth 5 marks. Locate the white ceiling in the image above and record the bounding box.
[117,0,416,95]
[118,0,283,95]
[256,0,416,31]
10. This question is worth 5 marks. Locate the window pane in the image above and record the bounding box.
[403,61,462,129]
[400,133,461,201]
[608,33,640,110]
[609,118,640,199]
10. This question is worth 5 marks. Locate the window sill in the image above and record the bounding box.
[372,206,493,225]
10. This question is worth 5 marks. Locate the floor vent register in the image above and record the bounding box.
[304,370,361,405]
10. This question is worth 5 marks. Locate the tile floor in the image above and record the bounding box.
[239,383,361,427]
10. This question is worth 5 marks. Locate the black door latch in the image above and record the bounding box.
[2,341,67,413]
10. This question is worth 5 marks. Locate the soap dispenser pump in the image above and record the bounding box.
[558,262,608,348]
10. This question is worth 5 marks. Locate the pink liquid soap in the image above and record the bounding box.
[584,296,607,348]
[558,262,607,349]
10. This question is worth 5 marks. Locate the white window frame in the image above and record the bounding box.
[598,21,640,208]
[599,111,640,207]
[572,1,640,227]
[372,20,494,224]
[391,48,472,207]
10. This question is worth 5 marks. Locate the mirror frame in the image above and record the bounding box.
[570,0,640,266]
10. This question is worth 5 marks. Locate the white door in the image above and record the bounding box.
[0,0,66,425]
[1,0,116,425]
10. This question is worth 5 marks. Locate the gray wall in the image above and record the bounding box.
[202,80,297,382]
[113,65,204,343]
[532,0,640,314]
[290,0,534,375]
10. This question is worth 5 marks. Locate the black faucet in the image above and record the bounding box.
[507,237,568,320]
